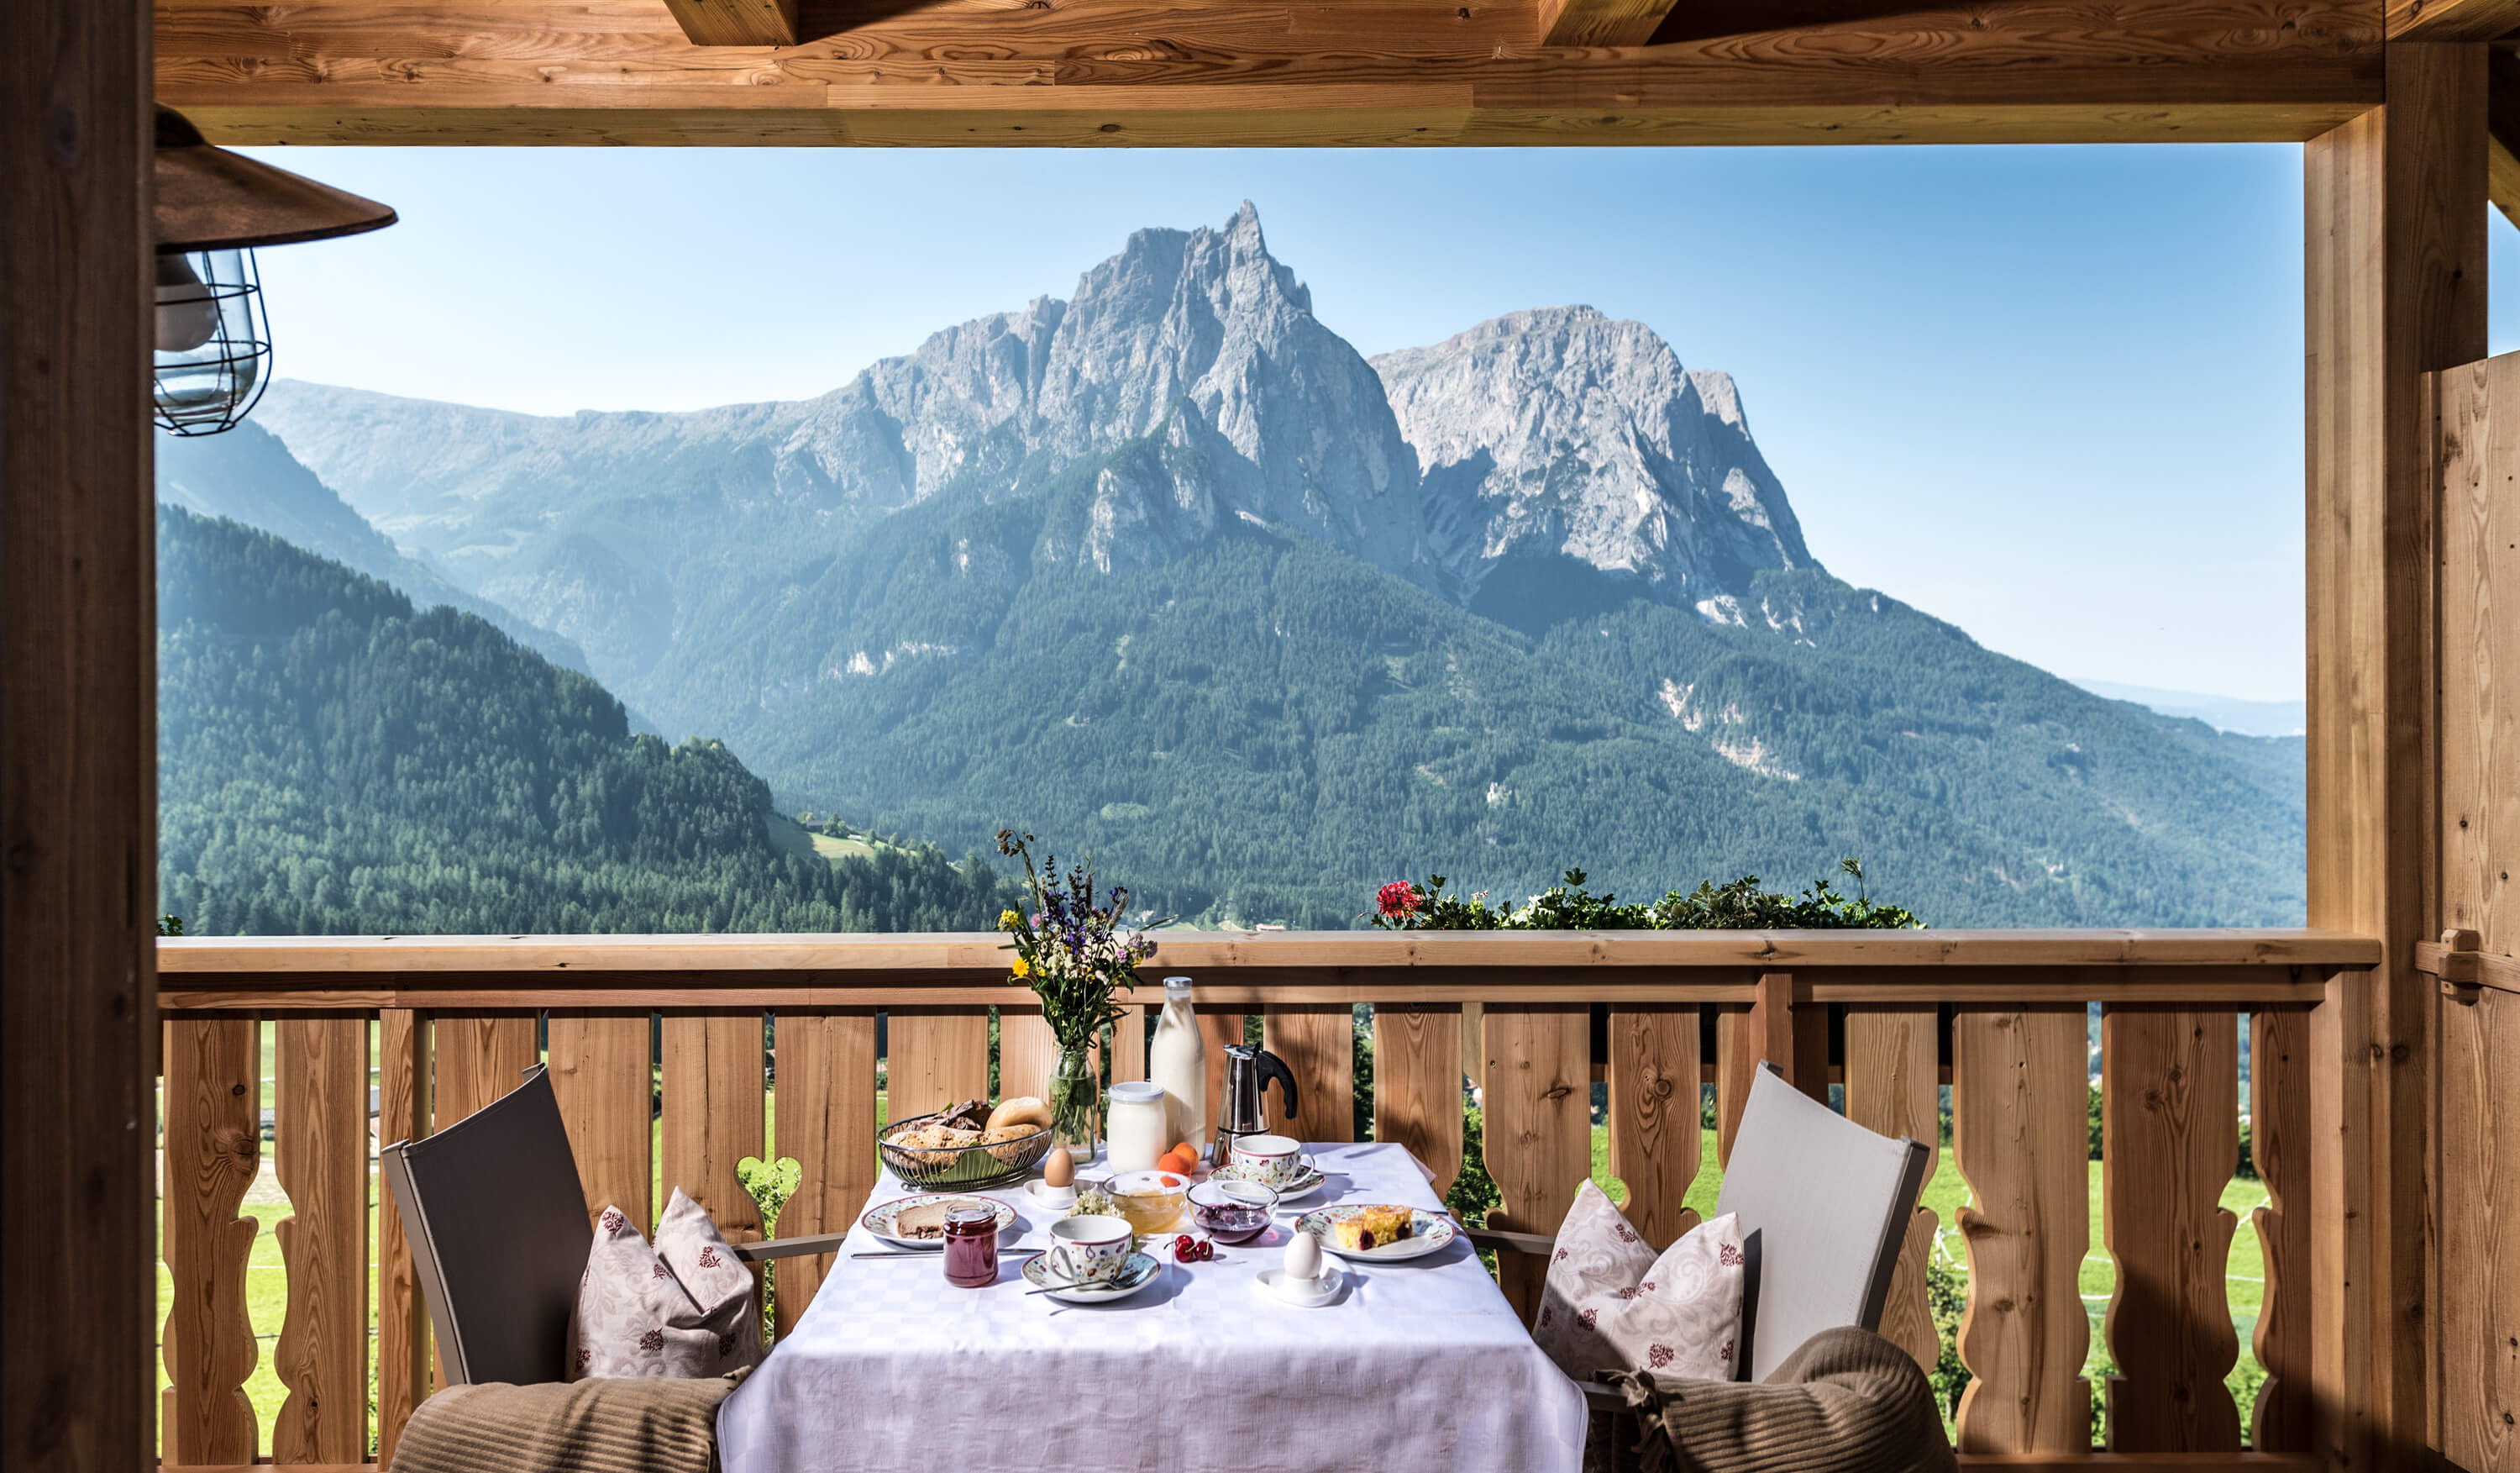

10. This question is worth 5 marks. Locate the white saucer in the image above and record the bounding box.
[1022,1250,1163,1304]
[1215,1160,1326,1202]
[1254,1264,1345,1307]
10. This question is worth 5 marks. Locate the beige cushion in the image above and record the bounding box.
[567,1188,760,1380]
[1534,1179,1746,1384]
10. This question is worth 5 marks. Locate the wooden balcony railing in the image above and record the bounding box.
[156,928,2381,1473]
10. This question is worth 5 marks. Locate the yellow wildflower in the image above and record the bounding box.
[1011,955,1032,979]
[997,908,1021,932]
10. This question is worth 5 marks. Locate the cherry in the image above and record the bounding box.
[1196,1239,1215,1261]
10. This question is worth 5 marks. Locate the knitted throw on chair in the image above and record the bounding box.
[1605,1327,1957,1473]
[391,1370,745,1473]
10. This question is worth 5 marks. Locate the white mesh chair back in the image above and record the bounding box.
[1714,1062,1931,1381]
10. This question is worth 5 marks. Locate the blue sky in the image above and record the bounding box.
[239,145,2520,704]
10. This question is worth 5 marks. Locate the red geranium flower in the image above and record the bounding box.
[1377,881,1420,918]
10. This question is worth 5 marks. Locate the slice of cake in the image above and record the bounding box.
[1331,1205,1415,1251]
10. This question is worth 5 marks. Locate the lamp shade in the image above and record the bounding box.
[154,107,396,253]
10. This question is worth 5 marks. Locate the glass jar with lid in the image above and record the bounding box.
[1105,1079,1169,1174]
[942,1204,1000,1288]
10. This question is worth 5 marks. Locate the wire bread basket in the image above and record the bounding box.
[879,1110,1053,1190]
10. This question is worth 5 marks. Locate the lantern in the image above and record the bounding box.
[153,107,396,435]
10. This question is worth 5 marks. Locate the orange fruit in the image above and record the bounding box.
[1159,1148,1194,1176]
[1172,1141,1196,1161]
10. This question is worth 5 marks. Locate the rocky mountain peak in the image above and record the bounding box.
[1373,307,1813,619]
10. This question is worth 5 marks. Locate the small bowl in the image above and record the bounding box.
[1108,1169,1190,1234]
[1189,1178,1278,1244]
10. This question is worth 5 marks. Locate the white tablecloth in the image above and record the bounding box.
[718,1140,1588,1473]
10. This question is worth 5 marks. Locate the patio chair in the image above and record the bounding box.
[1472,1060,1930,1389]
[382,1064,847,1386]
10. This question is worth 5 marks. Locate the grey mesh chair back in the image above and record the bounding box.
[1714,1063,1931,1382]
[381,1064,592,1386]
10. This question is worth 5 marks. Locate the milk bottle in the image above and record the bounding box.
[1147,975,1208,1159]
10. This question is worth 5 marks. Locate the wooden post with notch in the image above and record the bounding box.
[2303,38,2485,1473]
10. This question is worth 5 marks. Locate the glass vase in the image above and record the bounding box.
[1048,1039,1100,1160]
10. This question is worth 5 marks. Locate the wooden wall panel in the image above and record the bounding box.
[271,1018,371,1464]
[547,1013,654,1229]
[1480,1003,1591,1320]
[772,1012,877,1337]
[2101,1007,2241,1452]
[996,1004,1058,1107]
[2303,39,2485,1473]
[661,1014,767,1243]
[1952,1002,2091,1455]
[376,1009,431,1468]
[886,1008,989,1122]
[1846,1005,1945,1372]
[2439,985,2520,1473]
[4,8,155,1473]
[1263,1004,1355,1143]
[2437,350,2519,954]
[1606,1005,1700,1251]
[2249,1007,2313,1454]
[161,1018,262,1465]
[432,1013,537,1127]
[1373,1002,1462,1196]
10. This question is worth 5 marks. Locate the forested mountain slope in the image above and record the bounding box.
[156,507,1018,934]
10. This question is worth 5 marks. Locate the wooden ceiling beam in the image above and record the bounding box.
[151,0,2383,148]
[1536,0,1676,49]
[661,0,798,47]
[2488,46,2520,229]
[2387,0,2520,40]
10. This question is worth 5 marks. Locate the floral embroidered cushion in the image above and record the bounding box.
[1532,1179,1746,1385]
[567,1186,762,1380]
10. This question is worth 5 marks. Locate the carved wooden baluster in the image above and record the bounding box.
[432,1012,537,1127]
[547,1012,654,1230]
[885,1007,989,1120]
[1952,1002,2090,1454]
[662,1014,768,1249]
[1372,1002,1462,1196]
[1845,1005,1943,1372]
[2249,1006,2312,1452]
[1105,1003,1146,1085]
[1481,1002,1590,1321]
[1263,1004,1356,1142]
[1608,1005,1700,1250]
[771,1011,876,1337]
[2102,1006,2240,1451]
[376,1008,431,1467]
[272,1017,371,1463]
[996,1005,1058,1106]
[162,1016,261,1465]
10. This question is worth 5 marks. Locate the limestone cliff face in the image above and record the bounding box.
[1373,305,1813,615]
[255,213,1815,694]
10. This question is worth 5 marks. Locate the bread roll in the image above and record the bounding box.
[986,1096,1053,1133]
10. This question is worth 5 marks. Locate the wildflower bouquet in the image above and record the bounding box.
[994,830,1158,1155]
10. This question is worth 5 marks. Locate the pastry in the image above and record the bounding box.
[986,1096,1052,1133]
[1330,1206,1415,1251]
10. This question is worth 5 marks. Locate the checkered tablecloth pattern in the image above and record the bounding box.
[717,1140,1587,1473]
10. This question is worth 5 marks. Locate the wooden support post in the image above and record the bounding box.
[2303,38,2486,1473]
[3,3,155,1471]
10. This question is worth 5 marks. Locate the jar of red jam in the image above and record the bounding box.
[942,1204,1000,1288]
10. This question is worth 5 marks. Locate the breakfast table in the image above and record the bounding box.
[716,1139,1588,1473]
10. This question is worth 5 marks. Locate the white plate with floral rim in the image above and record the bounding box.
[1213,1160,1326,1202]
[1022,1249,1163,1303]
[1294,1204,1458,1261]
[860,1192,1016,1250]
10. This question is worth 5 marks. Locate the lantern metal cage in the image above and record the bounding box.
[153,248,273,437]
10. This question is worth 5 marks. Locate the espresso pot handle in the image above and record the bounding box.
[1256,1048,1299,1122]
